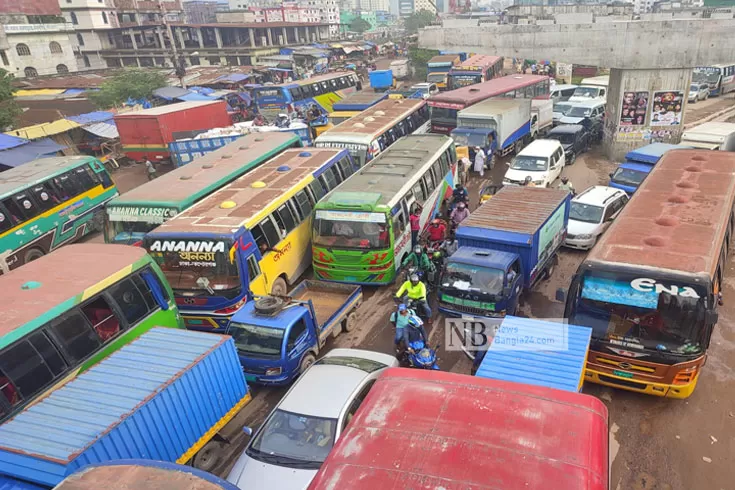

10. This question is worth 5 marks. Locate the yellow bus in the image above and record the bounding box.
[143,148,357,331]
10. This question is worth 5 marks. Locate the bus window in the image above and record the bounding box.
[81,296,121,343]
[0,334,67,404]
[406,115,416,132]
[294,190,313,219]
[422,173,435,193]
[431,161,442,184]
[53,173,78,200]
[49,310,102,363]
[109,278,152,326]
[392,212,405,240]
[330,79,338,89]
[14,193,41,221]
[2,197,26,223]
[309,181,326,202]
[439,152,450,174]
[132,273,158,310]
[274,204,298,235]
[253,217,281,250]
[321,81,330,92]
[412,182,425,204]
[337,157,355,180]
[320,166,341,191]
[247,254,261,283]
[289,87,302,101]
[74,167,97,191]
[0,207,14,233]
[32,183,60,211]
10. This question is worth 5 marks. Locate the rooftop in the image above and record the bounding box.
[518,138,562,155]
[0,156,94,198]
[114,100,222,117]
[428,74,549,106]
[278,363,368,418]
[316,98,425,138]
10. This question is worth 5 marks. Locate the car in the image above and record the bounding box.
[549,84,578,102]
[544,124,591,165]
[558,100,606,142]
[564,186,629,250]
[411,82,439,99]
[552,101,578,126]
[226,348,398,490]
[688,83,710,103]
[503,139,565,188]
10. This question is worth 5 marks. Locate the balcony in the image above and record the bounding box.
[3,23,76,34]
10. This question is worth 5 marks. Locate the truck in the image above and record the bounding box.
[369,69,395,92]
[389,59,410,80]
[426,54,461,91]
[307,368,609,490]
[114,100,232,162]
[680,121,735,151]
[226,280,363,385]
[532,98,554,136]
[608,142,691,194]
[0,328,251,488]
[439,187,570,319]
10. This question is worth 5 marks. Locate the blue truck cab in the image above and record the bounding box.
[225,280,362,385]
[609,142,692,194]
[439,187,570,319]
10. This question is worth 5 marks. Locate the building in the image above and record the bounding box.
[0,0,78,78]
[183,0,219,24]
[414,0,437,13]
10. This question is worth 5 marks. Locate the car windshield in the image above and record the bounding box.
[510,155,548,171]
[568,106,592,117]
[313,210,389,250]
[573,87,599,98]
[441,262,505,295]
[247,410,337,469]
[570,201,604,224]
[611,167,647,186]
[573,271,708,355]
[554,103,573,115]
[549,132,575,144]
[228,322,284,359]
[315,356,386,373]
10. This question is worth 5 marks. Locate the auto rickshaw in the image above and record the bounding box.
[479,183,502,206]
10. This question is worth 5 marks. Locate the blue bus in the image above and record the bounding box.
[693,64,735,96]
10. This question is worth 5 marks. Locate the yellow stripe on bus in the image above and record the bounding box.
[81,264,134,301]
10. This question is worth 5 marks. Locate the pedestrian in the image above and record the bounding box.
[409,205,421,248]
[473,146,486,178]
[144,155,157,181]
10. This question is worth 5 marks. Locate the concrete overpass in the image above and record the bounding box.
[419,19,735,158]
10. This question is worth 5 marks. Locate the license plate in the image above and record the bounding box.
[613,370,634,379]
[345,276,356,282]
[244,374,257,382]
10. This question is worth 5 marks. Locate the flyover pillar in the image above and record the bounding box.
[603,67,692,161]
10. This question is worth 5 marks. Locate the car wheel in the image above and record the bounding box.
[569,152,576,165]
[691,98,696,104]
[300,353,316,374]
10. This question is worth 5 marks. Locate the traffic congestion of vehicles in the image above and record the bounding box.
[1,46,735,490]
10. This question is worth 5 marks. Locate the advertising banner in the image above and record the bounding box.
[651,91,684,126]
[619,91,649,126]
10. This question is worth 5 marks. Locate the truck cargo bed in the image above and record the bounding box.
[291,280,361,328]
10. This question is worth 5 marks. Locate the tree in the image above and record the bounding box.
[89,69,168,109]
[0,69,21,131]
[349,17,372,34]
[408,47,439,82]
[404,9,436,33]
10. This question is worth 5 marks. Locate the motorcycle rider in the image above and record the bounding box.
[450,201,470,227]
[395,273,432,321]
[452,183,469,206]
[442,231,458,256]
[402,245,434,278]
[402,315,429,353]
[558,176,575,195]
[390,303,415,349]
[427,218,447,244]
[275,113,291,128]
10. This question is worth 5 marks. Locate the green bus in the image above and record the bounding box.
[0,243,183,422]
[312,134,458,285]
[104,132,301,245]
[0,155,118,274]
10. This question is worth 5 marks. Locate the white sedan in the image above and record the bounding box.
[564,186,629,250]
[227,349,398,490]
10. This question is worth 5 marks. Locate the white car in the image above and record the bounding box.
[564,186,629,250]
[411,82,439,99]
[227,349,398,490]
[688,83,710,103]
[503,139,565,187]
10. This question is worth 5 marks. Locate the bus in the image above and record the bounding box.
[314,98,431,168]
[312,134,457,285]
[560,149,735,399]
[318,91,389,136]
[0,243,182,421]
[252,72,360,119]
[428,74,551,134]
[0,156,117,274]
[447,54,504,90]
[104,132,301,245]
[143,148,356,332]
[693,64,735,96]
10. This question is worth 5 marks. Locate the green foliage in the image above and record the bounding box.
[349,17,372,34]
[0,69,21,131]
[408,47,439,81]
[89,69,168,109]
[404,9,436,33]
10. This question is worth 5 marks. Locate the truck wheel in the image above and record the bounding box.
[342,311,358,332]
[193,440,224,472]
[23,248,44,264]
[254,296,284,315]
[270,277,288,296]
[544,256,559,280]
[300,353,316,374]
[514,140,524,155]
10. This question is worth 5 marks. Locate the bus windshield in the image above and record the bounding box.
[693,69,721,85]
[105,220,156,244]
[574,270,708,355]
[312,210,389,250]
[146,238,241,296]
[431,107,458,121]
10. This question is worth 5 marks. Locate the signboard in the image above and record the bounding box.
[315,141,368,152]
[538,201,567,261]
[619,91,649,126]
[106,206,177,223]
[581,276,701,309]
[651,91,684,126]
[148,239,228,268]
[315,210,386,223]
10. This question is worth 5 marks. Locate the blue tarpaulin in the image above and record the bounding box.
[215,73,250,84]
[189,86,215,95]
[176,93,214,102]
[153,86,190,101]
[66,111,114,125]
[0,138,65,168]
[0,133,29,151]
[280,48,294,55]
[63,88,86,96]
[82,121,119,139]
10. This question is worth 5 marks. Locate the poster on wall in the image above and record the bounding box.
[619,91,649,126]
[651,91,684,126]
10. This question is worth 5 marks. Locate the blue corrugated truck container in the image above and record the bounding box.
[369,70,394,92]
[52,460,241,490]
[0,328,250,489]
[440,187,570,319]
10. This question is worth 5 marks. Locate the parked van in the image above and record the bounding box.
[550,84,578,102]
[503,139,566,187]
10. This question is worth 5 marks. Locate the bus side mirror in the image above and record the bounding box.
[555,288,566,302]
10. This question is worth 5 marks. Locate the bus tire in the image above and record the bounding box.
[193,439,224,472]
[342,311,358,332]
[24,248,44,264]
[270,277,288,296]
[300,352,316,374]
[91,211,105,233]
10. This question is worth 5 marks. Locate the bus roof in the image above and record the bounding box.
[315,98,425,142]
[107,132,299,208]
[587,149,735,277]
[114,100,221,118]
[148,148,346,234]
[428,74,549,109]
[0,155,95,199]
[319,134,452,208]
[455,54,502,68]
[307,368,608,490]
[332,91,387,111]
[0,244,149,345]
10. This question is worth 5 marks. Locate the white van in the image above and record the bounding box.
[550,84,578,102]
[569,76,608,102]
[390,59,410,80]
[503,139,566,188]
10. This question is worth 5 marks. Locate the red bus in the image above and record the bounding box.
[447,54,504,90]
[428,74,551,134]
[308,368,609,490]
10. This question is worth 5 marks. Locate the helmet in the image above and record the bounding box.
[433,251,442,259]
[410,273,420,283]
[458,202,466,209]
[413,245,422,255]
[455,183,462,189]
[561,176,569,183]
[278,113,288,118]
[398,303,407,312]
[407,315,423,328]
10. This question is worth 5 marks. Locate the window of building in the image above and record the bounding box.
[49,41,63,54]
[0,51,7,66]
[16,44,30,56]
[23,67,38,78]
[76,32,85,46]
[70,12,78,24]
[83,55,91,68]
[56,64,69,74]
[101,11,108,24]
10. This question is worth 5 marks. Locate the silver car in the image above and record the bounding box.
[227,349,398,490]
[688,83,710,103]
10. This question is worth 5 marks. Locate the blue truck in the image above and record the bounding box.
[0,328,251,488]
[226,280,362,385]
[608,142,692,194]
[439,187,570,319]
[369,69,395,92]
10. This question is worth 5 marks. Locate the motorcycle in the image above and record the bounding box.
[404,340,440,370]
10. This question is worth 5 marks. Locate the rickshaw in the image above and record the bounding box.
[479,183,502,206]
